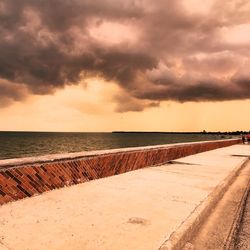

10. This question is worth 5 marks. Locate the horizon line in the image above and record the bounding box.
[0,130,249,134]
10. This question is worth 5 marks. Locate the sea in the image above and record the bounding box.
[0,131,233,160]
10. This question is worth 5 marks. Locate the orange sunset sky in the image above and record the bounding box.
[1,0,250,132]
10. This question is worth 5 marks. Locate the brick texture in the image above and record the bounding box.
[0,139,241,205]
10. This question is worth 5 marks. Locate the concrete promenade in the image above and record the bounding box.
[0,144,250,250]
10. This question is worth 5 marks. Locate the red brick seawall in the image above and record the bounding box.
[0,139,241,205]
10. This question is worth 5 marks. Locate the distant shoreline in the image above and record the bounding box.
[112,131,245,135]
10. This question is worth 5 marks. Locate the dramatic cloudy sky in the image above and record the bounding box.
[1,0,250,131]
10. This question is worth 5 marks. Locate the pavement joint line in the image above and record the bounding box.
[231,154,250,158]
[158,157,249,250]
[169,161,200,166]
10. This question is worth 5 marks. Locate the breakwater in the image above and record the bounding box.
[0,139,241,205]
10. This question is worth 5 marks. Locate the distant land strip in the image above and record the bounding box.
[112,131,249,135]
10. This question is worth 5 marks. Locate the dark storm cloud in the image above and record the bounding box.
[1,0,250,110]
[0,79,28,107]
[136,77,250,102]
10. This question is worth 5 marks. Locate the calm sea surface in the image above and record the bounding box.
[0,132,233,160]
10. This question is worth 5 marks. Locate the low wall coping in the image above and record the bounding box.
[0,138,239,169]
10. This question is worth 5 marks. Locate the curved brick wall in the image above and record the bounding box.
[0,139,241,205]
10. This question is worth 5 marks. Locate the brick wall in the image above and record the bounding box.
[0,139,241,205]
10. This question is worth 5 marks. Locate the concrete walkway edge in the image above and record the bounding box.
[225,176,250,250]
[159,157,249,250]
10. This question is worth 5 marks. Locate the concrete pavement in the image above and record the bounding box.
[0,144,249,250]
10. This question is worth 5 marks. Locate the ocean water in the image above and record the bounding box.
[0,132,232,160]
